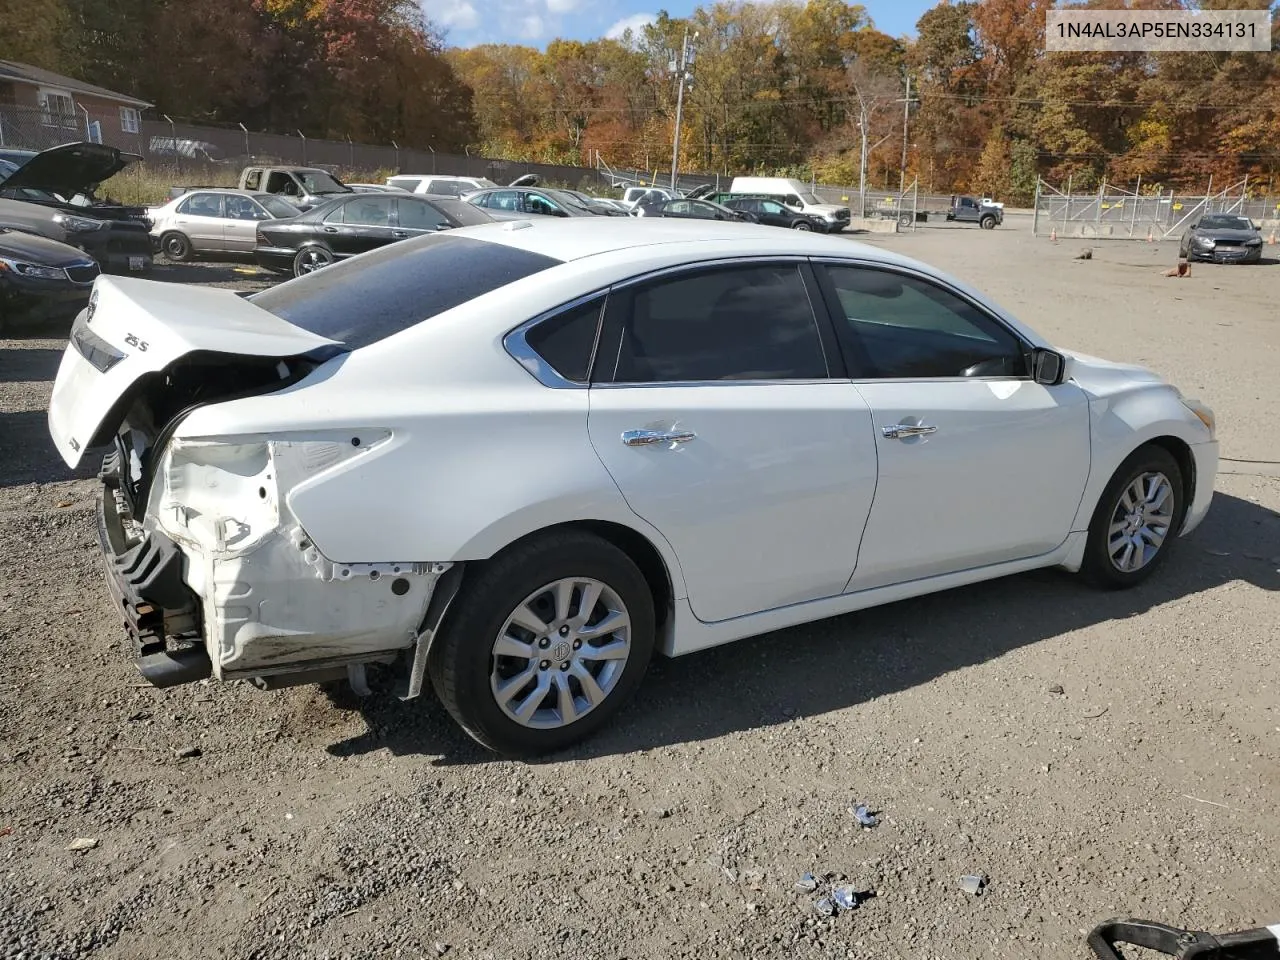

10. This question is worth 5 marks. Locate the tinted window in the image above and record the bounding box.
[259,196,298,218]
[760,200,785,214]
[178,193,223,217]
[322,203,346,224]
[611,264,827,383]
[524,298,603,383]
[822,265,1027,379]
[397,198,449,230]
[426,179,464,197]
[344,197,393,226]
[252,235,562,350]
[265,171,298,196]
[432,198,492,227]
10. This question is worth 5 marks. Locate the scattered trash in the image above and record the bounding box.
[55,500,74,508]
[0,826,11,837]
[1081,706,1109,719]
[850,804,878,828]
[832,886,859,911]
[285,812,295,821]
[1163,259,1191,278]
[721,866,737,883]
[959,874,986,896]
[813,897,836,917]
[434,943,450,956]
[1048,683,1065,695]
[1182,794,1238,812]
[795,873,819,892]
[65,837,98,852]
[175,746,202,759]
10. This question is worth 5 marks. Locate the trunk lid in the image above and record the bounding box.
[49,276,342,468]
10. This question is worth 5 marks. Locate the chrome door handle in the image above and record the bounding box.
[881,423,937,440]
[622,429,697,447]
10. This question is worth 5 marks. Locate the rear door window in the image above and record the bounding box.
[251,234,562,350]
[396,198,449,230]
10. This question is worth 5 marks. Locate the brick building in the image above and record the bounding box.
[0,60,151,153]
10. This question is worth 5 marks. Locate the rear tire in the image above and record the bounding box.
[1081,445,1186,589]
[428,531,656,757]
[161,232,193,262]
[292,246,334,278]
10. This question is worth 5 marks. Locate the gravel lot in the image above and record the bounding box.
[1,229,1278,960]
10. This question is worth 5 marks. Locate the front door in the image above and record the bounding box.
[394,196,451,239]
[222,194,269,252]
[814,262,1092,591]
[587,261,878,623]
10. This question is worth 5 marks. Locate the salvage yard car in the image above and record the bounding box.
[0,141,153,273]
[147,188,300,261]
[254,192,497,276]
[0,227,99,334]
[48,219,1218,757]
[1178,213,1264,264]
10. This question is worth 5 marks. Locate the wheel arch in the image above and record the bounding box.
[1146,434,1196,530]
[467,519,679,634]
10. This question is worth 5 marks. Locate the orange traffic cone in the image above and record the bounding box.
[1269,230,1276,245]
[1050,227,1057,241]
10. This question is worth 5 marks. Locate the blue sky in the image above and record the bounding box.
[430,0,937,49]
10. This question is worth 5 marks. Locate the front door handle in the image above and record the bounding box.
[622,429,697,447]
[392,230,408,238]
[323,226,339,233]
[881,423,937,440]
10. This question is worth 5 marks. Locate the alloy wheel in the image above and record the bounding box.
[1107,471,1176,573]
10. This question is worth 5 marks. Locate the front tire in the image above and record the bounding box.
[980,216,996,230]
[792,220,813,231]
[1081,445,1186,589]
[428,531,656,756]
[161,231,193,262]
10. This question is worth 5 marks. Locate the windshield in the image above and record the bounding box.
[1199,214,1253,230]
[294,170,349,194]
[251,234,561,350]
[798,191,823,205]
[259,196,300,218]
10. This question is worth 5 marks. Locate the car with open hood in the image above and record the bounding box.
[47,218,1217,757]
[1178,213,1264,264]
[0,142,153,273]
[0,227,99,333]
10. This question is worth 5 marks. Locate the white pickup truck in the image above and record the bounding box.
[238,165,353,209]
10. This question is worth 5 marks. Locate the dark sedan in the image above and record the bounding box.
[0,227,100,334]
[463,187,601,218]
[254,194,496,277]
[1179,214,1264,264]
[720,196,828,232]
[633,197,755,223]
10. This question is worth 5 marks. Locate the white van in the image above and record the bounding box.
[727,177,851,230]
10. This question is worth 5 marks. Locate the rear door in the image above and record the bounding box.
[330,196,396,255]
[173,192,226,251]
[814,261,1091,591]
[587,260,878,623]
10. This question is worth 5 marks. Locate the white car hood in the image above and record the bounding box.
[807,202,848,216]
[1062,349,1167,399]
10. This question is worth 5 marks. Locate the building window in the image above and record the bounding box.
[120,106,140,133]
[39,89,76,125]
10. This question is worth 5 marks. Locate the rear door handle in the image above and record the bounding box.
[622,429,696,447]
[392,230,408,238]
[881,423,937,440]
[323,226,339,233]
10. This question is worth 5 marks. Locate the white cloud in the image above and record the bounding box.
[520,13,546,39]
[605,12,656,40]
[546,0,579,13]
[432,0,480,31]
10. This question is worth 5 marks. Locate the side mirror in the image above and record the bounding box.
[1032,348,1067,385]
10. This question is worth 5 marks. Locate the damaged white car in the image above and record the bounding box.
[48,218,1219,756]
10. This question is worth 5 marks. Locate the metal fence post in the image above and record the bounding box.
[1033,177,1040,236]
[1131,175,1140,237]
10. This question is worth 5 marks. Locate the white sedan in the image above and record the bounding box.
[48,219,1218,756]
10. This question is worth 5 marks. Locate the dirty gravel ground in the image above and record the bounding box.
[1,232,1278,960]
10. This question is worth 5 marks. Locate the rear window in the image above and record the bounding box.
[251,234,562,350]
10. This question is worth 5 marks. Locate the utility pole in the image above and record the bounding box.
[897,75,917,194]
[669,27,697,192]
